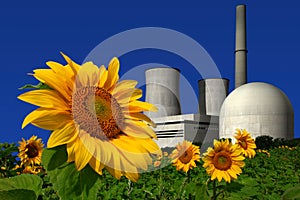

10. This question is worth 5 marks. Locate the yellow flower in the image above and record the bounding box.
[170,140,200,173]
[18,53,161,182]
[163,151,168,157]
[18,136,44,166]
[22,165,43,175]
[156,153,163,161]
[262,150,270,157]
[12,165,20,171]
[153,160,161,168]
[202,139,245,183]
[234,129,256,158]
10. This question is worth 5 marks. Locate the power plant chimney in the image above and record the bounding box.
[235,4,247,88]
[145,68,181,118]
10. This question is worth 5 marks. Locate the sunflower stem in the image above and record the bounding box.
[212,179,217,200]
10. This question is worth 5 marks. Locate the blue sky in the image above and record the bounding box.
[0,0,299,144]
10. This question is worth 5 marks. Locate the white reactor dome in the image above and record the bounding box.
[219,82,294,141]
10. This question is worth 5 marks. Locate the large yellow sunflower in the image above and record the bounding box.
[18,53,161,182]
[234,129,256,158]
[202,139,245,183]
[18,135,44,166]
[170,140,200,173]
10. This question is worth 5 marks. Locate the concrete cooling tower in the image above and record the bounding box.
[145,68,181,118]
[198,78,229,116]
[219,82,294,140]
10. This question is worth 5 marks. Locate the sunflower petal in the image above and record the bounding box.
[112,80,138,96]
[124,112,156,127]
[47,123,77,148]
[106,166,122,180]
[116,89,143,104]
[123,120,157,139]
[124,101,158,113]
[60,52,80,75]
[33,69,70,100]
[18,90,69,110]
[31,111,72,130]
[110,135,152,170]
[104,57,119,91]
[74,135,93,171]
[22,108,70,129]
[97,65,108,88]
[89,157,105,175]
[66,141,76,162]
[76,62,100,87]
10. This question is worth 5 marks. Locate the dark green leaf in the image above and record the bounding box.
[0,174,42,200]
[42,145,101,200]
[0,189,36,200]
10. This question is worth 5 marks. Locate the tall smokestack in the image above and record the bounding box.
[235,4,247,88]
[145,68,181,118]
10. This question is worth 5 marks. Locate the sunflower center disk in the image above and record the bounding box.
[213,151,232,171]
[179,149,193,164]
[26,144,39,158]
[72,86,124,139]
[240,139,248,149]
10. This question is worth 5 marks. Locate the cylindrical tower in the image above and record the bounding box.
[145,68,181,118]
[198,78,229,116]
[235,4,248,88]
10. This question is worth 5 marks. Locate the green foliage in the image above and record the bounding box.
[0,143,19,178]
[42,145,101,200]
[255,135,274,149]
[281,185,300,200]
[0,174,43,200]
[256,135,300,150]
[19,82,52,90]
[38,174,59,200]
[1,140,300,199]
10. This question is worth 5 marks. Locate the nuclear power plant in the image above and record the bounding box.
[144,5,294,148]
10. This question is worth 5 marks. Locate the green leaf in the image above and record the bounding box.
[19,82,52,90]
[281,185,300,200]
[195,183,209,200]
[42,145,101,200]
[0,174,43,200]
[0,189,36,200]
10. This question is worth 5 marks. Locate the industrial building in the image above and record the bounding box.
[144,5,294,149]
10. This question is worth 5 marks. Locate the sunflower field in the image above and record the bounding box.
[0,138,300,200]
[0,54,300,199]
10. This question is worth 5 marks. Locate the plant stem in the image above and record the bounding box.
[212,179,217,200]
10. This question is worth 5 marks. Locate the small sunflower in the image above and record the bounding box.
[18,53,161,181]
[18,136,44,166]
[202,139,245,183]
[22,165,43,175]
[234,129,256,158]
[170,140,200,173]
